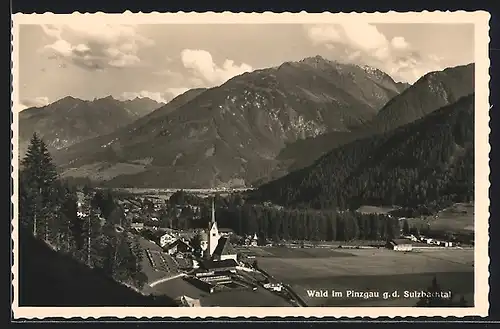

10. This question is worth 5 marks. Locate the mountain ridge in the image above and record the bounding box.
[52,55,409,188]
[19,95,165,156]
[250,93,475,210]
[274,63,475,174]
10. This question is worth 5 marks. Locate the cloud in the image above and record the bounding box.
[305,23,443,83]
[391,36,409,50]
[152,69,184,79]
[19,96,50,110]
[119,88,189,104]
[39,24,153,71]
[180,49,253,86]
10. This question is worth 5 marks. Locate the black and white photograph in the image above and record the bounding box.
[11,11,490,318]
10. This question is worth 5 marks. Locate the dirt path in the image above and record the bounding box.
[148,273,186,287]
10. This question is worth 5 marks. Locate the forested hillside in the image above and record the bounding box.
[18,133,161,305]
[18,227,177,306]
[250,93,474,212]
[275,63,474,174]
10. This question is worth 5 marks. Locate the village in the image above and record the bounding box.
[75,189,469,307]
[107,194,303,307]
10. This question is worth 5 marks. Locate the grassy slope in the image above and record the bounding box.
[17,229,177,307]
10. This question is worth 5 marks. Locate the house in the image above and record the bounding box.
[263,283,283,292]
[386,239,413,251]
[218,228,234,237]
[131,222,144,231]
[250,233,258,246]
[158,232,177,248]
[164,239,193,256]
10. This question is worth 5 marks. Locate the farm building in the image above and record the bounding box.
[386,239,413,251]
[200,259,239,273]
[164,239,193,256]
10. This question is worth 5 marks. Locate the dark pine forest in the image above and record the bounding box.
[249,94,474,214]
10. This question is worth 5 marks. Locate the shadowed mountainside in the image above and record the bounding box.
[52,56,408,188]
[250,93,474,210]
[275,63,474,173]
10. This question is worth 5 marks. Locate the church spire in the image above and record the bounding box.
[211,196,216,224]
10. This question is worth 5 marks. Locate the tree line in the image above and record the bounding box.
[213,204,399,243]
[19,133,147,289]
[135,189,400,243]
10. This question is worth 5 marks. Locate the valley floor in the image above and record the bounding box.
[252,247,474,307]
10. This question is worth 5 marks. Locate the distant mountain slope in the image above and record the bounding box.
[53,56,407,188]
[275,63,475,173]
[18,229,177,306]
[120,97,166,117]
[18,96,164,155]
[369,63,474,133]
[250,93,474,210]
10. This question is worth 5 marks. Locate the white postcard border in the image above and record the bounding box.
[10,10,491,319]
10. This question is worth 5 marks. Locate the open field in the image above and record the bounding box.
[109,187,254,195]
[257,247,474,307]
[408,203,474,234]
[356,203,474,234]
[239,246,356,258]
[356,205,400,214]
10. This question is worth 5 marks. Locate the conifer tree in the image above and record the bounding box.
[402,219,411,235]
[19,133,59,240]
[416,275,453,307]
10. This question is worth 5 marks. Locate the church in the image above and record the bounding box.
[199,198,238,262]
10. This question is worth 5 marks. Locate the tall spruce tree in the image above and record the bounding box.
[19,133,58,240]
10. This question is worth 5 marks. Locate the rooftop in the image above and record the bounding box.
[212,237,237,258]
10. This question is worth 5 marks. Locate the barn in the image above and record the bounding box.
[386,239,413,251]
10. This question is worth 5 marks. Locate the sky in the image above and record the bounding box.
[17,22,474,109]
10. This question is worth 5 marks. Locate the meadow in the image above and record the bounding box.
[408,203,475,234]
[356,203,474,234]
[256,247,474,307]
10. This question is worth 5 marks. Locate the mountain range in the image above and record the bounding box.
[276,63,474,172]
[18,96,164,156]
[249,93,475,210]
[20,56,475,190]
[50,56,413,188]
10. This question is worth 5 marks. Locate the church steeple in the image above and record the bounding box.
[211,196,216,224]
[207,196,220,258]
